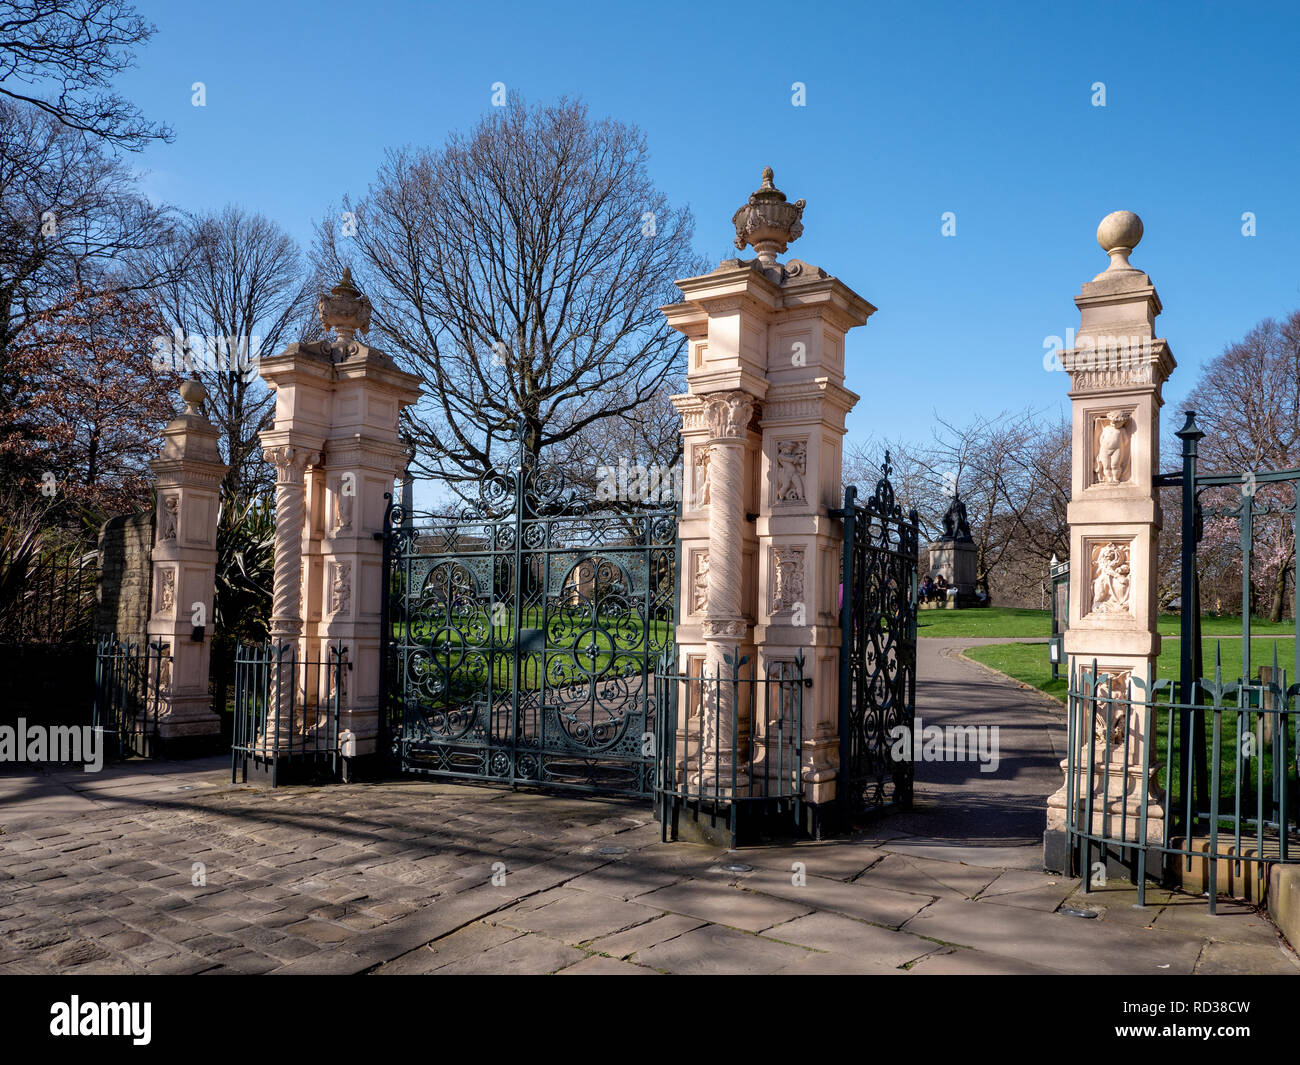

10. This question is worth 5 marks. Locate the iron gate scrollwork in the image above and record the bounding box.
[381,432,678,798]
[832,454,920,817]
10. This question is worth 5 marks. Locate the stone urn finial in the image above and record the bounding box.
[1096,210,1144,274]
[179,377,206,416]
[318,267,372,341]
[732,166,806,268]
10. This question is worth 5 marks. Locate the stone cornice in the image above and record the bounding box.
[670,264,784,316]
[1062,338,1176,393]
[778,273,876,329]
[148,458,227,485]
[760,377,860,423]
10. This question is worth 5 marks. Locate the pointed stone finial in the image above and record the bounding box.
[1096,210,1144,275]
[179,377,206,416]
[319,267,372,341]
[732,166,806,268]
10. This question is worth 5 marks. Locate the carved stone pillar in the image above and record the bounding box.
[311,273,420,762]
[146,379,228,752]
[258,270,421,768]
[664,168,873,818]
[699,390,755,787]
[1044,211,1177,872]
[754,283,871,807]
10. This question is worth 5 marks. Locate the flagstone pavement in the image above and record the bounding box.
[1,638,1296,975]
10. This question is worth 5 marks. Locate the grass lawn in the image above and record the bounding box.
[964,637,1299,703]
[919,606,1295,639]
[917,607,1053,637]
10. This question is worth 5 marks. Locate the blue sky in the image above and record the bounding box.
[117,0,1300,450]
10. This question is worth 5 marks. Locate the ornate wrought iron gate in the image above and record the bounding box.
[833,456,920,817]
[381,446,678,798]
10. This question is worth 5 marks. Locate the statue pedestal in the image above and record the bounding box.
[926,540,979,607]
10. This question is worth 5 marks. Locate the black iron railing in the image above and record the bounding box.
[655,647,807,848]
[0,550,97,645]
[92,634,170,759]
[231,640,346,786]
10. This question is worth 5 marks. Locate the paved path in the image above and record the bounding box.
[0,639,1295,975]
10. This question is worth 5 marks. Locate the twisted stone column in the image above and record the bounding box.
[264,445,309,745]
[699,390,754,790]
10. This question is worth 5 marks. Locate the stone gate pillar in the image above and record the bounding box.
[147,378,228,752]
[309,272,421,767]
[664,168,872,812]
[1044,211,1177,873]
[259,270,420,773]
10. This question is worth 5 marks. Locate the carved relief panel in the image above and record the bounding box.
[692,445,712,508]
[691,551,709,614]
[1086,540,1133,616]
[771,439,807,505]
[329,561,353,616]
[1090,409,1134,486]
[330,475,356,534]
[156,493,179,543]
[1090,669,1132,746]
[770,546,806,614]
[158,567,176,616]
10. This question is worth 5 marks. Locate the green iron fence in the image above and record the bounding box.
[92,635,169,760]
[1064,410,1300,910]
[231,640,346,787]
[655,647,808,849]
[1066,653,1298,913]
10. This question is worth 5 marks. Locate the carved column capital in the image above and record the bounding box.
[703,391,757,441]
[262,445,314,485]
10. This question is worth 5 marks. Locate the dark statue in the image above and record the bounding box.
[940,493,973,543]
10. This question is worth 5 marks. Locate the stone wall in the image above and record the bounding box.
[96,511,154,638]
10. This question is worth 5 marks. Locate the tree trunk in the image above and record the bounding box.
[1269,560,1290,623]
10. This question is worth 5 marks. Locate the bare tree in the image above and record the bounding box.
[314,98,706,504]
[0,98,173,491]
[0,0,170,149]
[144,207,316,500]
[1183,312,1300,621]
[844,436,930,524]
[846,411,1070,604]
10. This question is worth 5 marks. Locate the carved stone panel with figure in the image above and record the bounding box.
[1087,539,1132,616]
[1091,410,1133,486]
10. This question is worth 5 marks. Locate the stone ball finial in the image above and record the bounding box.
[732,166,806,268]
[179,377,206,415]
[318,267,372,341]
[1096,210,1143,272]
